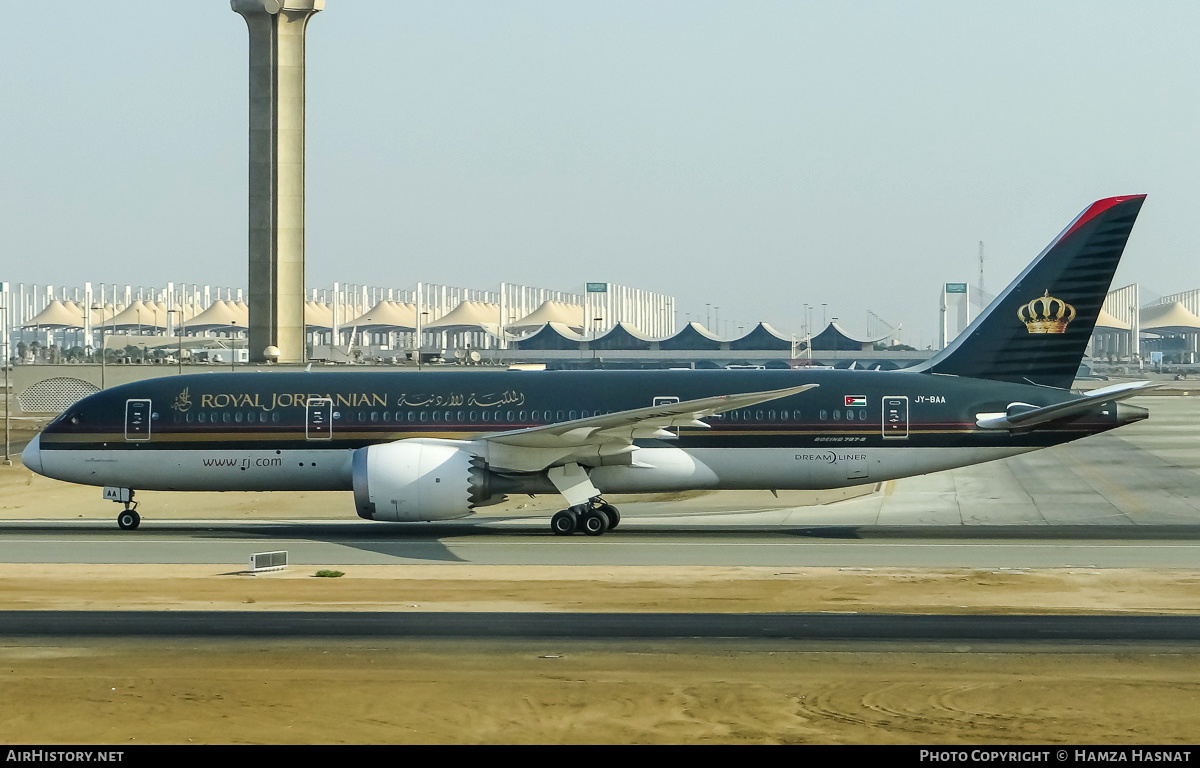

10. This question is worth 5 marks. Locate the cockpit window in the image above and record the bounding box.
[50,409,82,427]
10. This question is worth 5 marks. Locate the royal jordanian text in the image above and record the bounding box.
[183,388,526,412]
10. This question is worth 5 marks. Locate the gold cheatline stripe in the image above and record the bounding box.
[41,426,985,447]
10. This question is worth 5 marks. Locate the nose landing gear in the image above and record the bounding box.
[117,504,140,530]
[104,487,140,530]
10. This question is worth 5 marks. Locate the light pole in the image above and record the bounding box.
[418,311,429,370]
[92,304,108,390]
[230,319,239,372]
[3,295,9,466]
[169,308,184,375]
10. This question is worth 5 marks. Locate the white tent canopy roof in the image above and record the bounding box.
[23,300,84,329]
[508,301,585,334]
[1094,307,1131,331]
[108,300,170,330]
[344,300,419,332]
[184,300,246,332]
[305,301,334,331]
[1140,301,1200,334]
[88,303,123,325]
[424,300,501,333]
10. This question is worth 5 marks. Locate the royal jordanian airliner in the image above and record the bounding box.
[24,195,1154,535]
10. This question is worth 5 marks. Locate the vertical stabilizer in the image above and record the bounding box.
[917,195,1146,389]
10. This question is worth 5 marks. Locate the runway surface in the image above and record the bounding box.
[1,522,1199,568]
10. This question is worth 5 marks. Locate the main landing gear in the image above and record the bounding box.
[550,498,620,537]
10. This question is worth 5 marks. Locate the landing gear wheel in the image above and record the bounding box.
[551,509,578,536]
[598,502,620,530]
[117,509,141,530]
[580,508,610,536]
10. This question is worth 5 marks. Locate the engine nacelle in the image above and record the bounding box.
[352,439,491,522]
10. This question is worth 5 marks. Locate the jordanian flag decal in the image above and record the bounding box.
[845,395,867,407]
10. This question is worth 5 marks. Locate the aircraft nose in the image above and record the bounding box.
[21,434,43,475]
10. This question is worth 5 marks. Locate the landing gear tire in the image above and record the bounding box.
[117,509,141,530]
[598,502,620,530]
[580,508,609,536]
[551,509,578,536]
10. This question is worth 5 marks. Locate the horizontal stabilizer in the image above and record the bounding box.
[975,381,1158,430]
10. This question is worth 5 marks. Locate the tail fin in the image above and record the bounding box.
[917,195,1146,389]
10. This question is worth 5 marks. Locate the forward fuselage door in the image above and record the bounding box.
[306,397,333,440]
[125,399,152,441]
[882,395,909,440]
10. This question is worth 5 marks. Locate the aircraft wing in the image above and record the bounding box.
[475,383,817,472]
[975,380,1158,431]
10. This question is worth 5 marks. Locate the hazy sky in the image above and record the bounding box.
[3,1,1199,348]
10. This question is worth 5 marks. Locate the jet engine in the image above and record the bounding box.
[352,439,492,522]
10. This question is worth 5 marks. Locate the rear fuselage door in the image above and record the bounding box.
[125,399,152,441]
[306,397,333,440]
[882,395,909,439]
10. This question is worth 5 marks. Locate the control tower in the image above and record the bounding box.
[231,0,324,363]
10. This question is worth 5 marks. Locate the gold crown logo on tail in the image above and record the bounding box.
[1018,290,1075,334]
